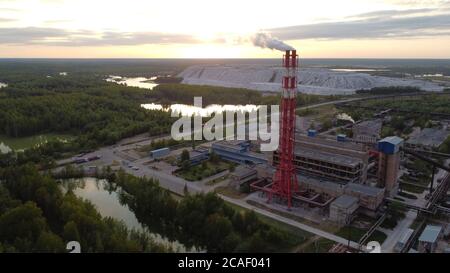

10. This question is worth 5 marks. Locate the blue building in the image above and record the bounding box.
[150,147,170,159]
[211,140,267,165]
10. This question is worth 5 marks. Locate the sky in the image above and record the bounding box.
[0,0,449,58]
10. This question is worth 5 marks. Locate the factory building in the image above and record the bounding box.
[329,195,359,226]
[406,128,450,150]
[273,135,369,184]
[352,119,383,144]
[229,166,258,190]
[418,225,443,253]
[377,136,404,197]
[176,147,210,165]
[211,140,267,165]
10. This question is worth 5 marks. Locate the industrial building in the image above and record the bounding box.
[176,147,210,165]
[406,128,450,150]
[377,136,404,196]
[229,166,258,190]
[273,135,369,184]
[329,195,359,226]
[211,140,267,165]
[418,225,443,253]
[150,147,170,159]
[352,119,383,144]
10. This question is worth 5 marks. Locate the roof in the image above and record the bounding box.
[294,146,363,168]
[346,183,384,197]
[232,166,257,177]
[419,225,442,243]
[379,136,404,146]
[331,195,358,209]
[150,147,170,153]
[406,128,450,147]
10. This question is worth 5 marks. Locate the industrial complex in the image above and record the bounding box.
[62,49,450,254]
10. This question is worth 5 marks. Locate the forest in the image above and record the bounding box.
[0,165,170,252]
[108,170,303,252]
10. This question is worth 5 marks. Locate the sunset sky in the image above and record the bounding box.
[0,0,449,58]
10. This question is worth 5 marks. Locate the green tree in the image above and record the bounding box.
[0,202,48,249]
[34,232,65,253]
[180,149,190,162]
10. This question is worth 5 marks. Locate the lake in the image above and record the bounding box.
[106,75,159,90]
[60,178,194,252]
[141,103,259,117]
[0,133,73,154]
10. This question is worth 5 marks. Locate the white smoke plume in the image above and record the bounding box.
[251,32,294,51]
[336,113,355,124]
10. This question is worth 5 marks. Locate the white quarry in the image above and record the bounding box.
[178,65,444,95]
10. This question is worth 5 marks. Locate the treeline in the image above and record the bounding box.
[0,76,174,147]
[150,84,264,105]
[0,165,170,252]
[355,86,424,95]
[109,171,303,252]
[150,83,340,107]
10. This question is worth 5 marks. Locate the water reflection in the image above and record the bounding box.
[0,134,72,154]
[106,75,159,90]
[60,178,194,252]
[141,103,259,117]
[331,69,389,72]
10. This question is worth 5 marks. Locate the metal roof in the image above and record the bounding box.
[379,136,404,146]
[294,146,363,168]
[418,225,442,243]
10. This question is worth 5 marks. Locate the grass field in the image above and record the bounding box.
[336,226,387,244]
[224,201,314,252]
[176,160,232,181]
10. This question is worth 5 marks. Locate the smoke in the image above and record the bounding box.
[251,32,294,51]
[336,113,355,124]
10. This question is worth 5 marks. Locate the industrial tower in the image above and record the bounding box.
[268,50,299,209]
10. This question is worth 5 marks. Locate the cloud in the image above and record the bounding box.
[347,8,434,19]
[0,18,16,22]
[268,9,450,40]
[0,27,200,46]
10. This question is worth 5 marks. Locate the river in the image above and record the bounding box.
[59,177,195,252]
[141,103,259,117]
[0,134,73,154]
[106,75,159,90]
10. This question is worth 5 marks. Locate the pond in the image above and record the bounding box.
[141,103,259,117]
[59,177,194,252]
[106,75,159,90]
[0,134,73,154]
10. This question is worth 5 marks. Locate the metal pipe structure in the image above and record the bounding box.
[268,50,299,209]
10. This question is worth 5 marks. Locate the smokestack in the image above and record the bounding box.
[252,32,294,52]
